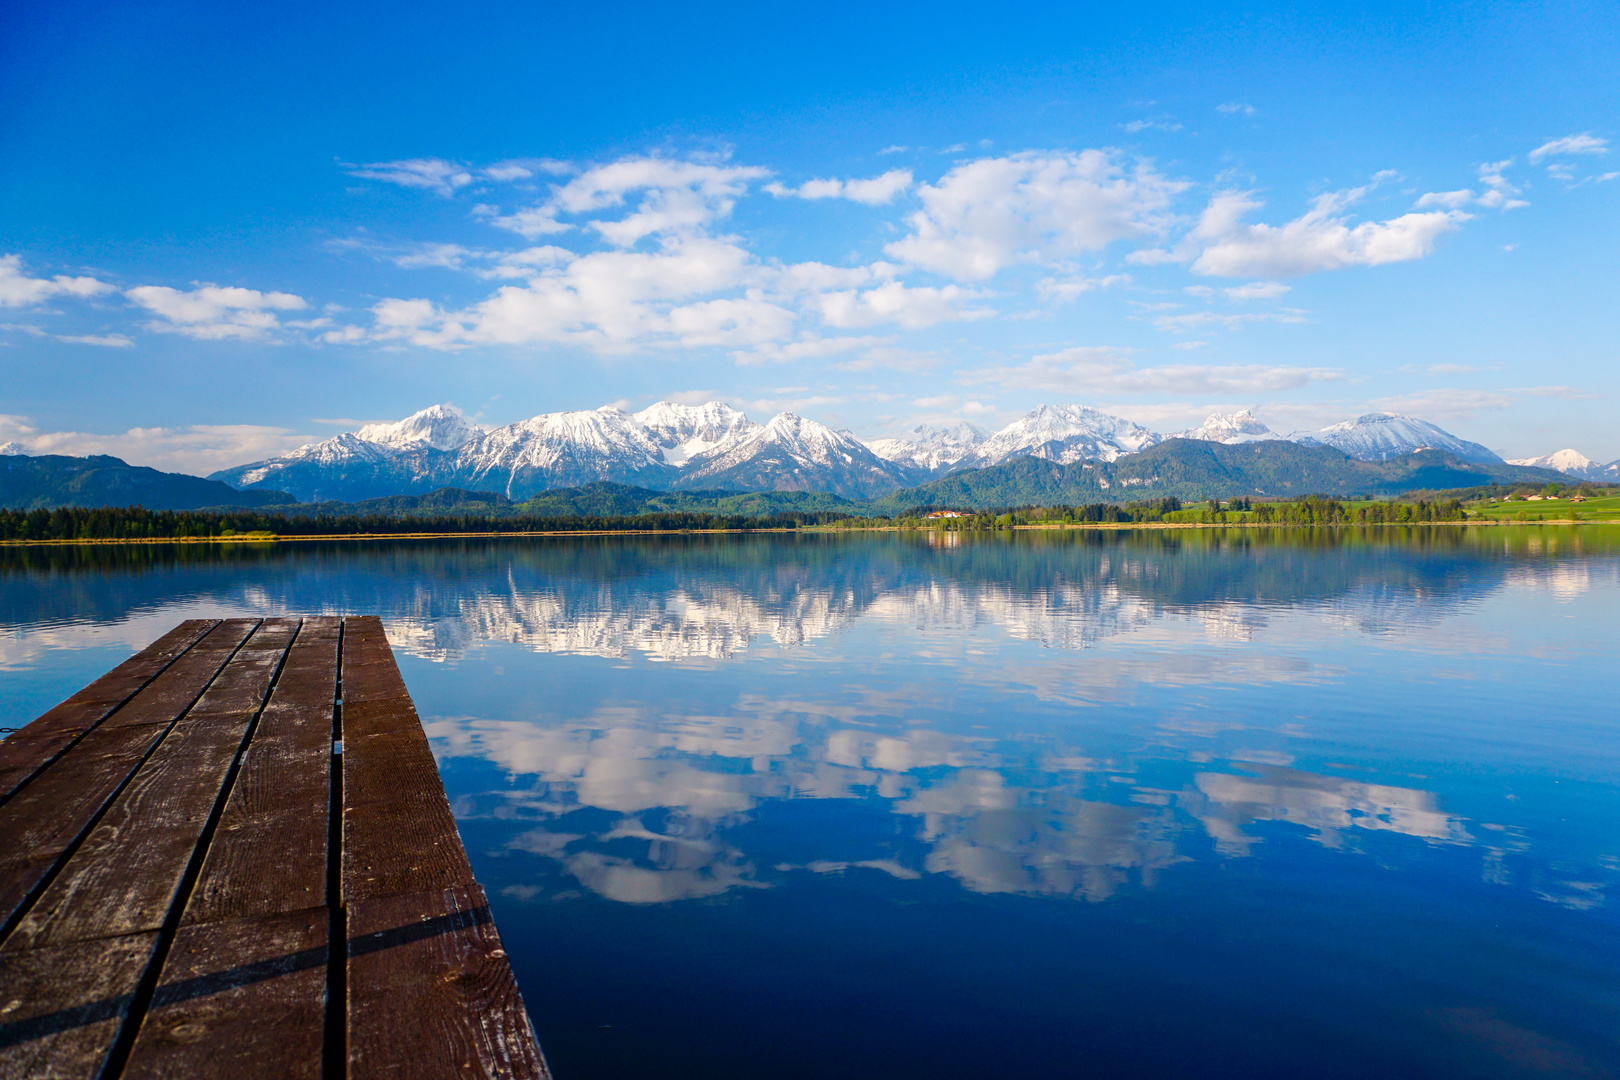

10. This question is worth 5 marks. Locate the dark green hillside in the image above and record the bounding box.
[264,483,859,518]
[874,440,1569,510]
[1,454,296,511]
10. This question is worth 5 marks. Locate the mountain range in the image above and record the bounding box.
[1,401,1606,512]
[199,400,1609,503]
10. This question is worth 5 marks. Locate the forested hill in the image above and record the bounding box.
[251,482,858,518]
[873,439,1569,510]
[0,454,296,511]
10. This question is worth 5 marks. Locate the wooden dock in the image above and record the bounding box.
[0,617,550,1079]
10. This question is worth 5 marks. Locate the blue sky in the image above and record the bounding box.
[2,0,1616,473]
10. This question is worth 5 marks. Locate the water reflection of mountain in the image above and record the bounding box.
[2,528,1613,660]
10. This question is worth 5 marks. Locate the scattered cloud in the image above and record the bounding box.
[764,170,912,205]
[126,284,307,340]
[1216,103,1256,116]
[1223,281,1291,301]
[968,346,1341,396]
[878,145,910,156]
[732,335,893,366]
[1476,160,1528,210]
[885,150,1188,281]
[0,255,114,308]
[1414,189,1474,209]
[1153,310,1308,332]
[1171,340,1209,350]
[346,158,476,197]
[1189,178,1466,277]
[1036,273,1129,303]
[1121,119,1183,134]
[817,282,993,329]
[1527,133,1608,163]
[57,333,133,347]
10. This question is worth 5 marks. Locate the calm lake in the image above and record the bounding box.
[3,527,1618,1079]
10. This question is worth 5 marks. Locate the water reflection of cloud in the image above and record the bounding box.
[430,704,1491,908]
[1188,765,1471,856]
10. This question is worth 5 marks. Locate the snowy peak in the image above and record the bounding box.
[0,442,27,456]
[679,411,919,498]
[1175,410,1280,444]
[964,404,1162,469]
[1290,412,1502,464]
[867,422,989,473]
[1505,449,1612,481]
[633,401,760,465]
[356,404,482,452]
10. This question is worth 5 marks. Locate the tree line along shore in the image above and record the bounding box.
[2,484,1616,544]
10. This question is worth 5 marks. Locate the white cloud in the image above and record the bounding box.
[970,346,1342,396]
[878,145,910,156]
[1528,134,1609,163]
[1171,340,1209,350]
[817,281,992,329]
[764,170,912,205]
[1189,181,1467,277]
[732,335,893,366]
[346,158,475,196]
[0,415,316,474]
[125,284,307,341]
[1154,309,1308,332]
[1036,273,1128,303]
[1216,103,1256,116]
[1476,160,1528,210]
[545,157,770,246]
[1414,189,1474,209]
[961,400,994,414]
[885,150,1188,281]
[0,255,114,308]
[1121,119,1183,134]
[57,333,133,347]
[1224,281,1291,301]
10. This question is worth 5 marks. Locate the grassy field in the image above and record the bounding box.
[1467,495,1620,521]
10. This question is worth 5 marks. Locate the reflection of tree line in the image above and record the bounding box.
[437,711,1486,906]
[2,528,1612,648]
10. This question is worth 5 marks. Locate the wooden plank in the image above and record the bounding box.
[183,623,337,924]
[0,620,261,941]
[3,709,257,951]
[347,885,549,1080]
[100,621,261,729]
[0,930,158,1080]
[341,698,477,903]
[0,722,180,934]
[339,616,410,704]
[121,908,328,1080]
[185,618,300,719]
[0,620,218,802]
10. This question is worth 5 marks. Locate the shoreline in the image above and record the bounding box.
[3,517,1615,547]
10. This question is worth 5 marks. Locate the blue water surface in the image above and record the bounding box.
[3,527,1617,1079]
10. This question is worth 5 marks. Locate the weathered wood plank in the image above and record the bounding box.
[185,618,299,718]
[183,624,337,924]
[122,908,328,1080]
[0,930,158,1080]
[4,709,257,951]
[347,885,549,1080]
[100,620,261,730]
[342,698,478,903]
[0,620,218,802]
[341,619,477,902]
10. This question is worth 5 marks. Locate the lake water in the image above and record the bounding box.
[3,527,1618,1079]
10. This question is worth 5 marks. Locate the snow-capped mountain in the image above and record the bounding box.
[633,401,760,466]
[355,404,483,451]
[456,407,675,498]
[677,412,921,498]
[1174,410,1281,444]
[957,405,1162,471]
[867,422,990,475]
[0,442,27,456]
[209,431,428,502]
[1289,413,1502,464]
[1505,449,1616,481]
